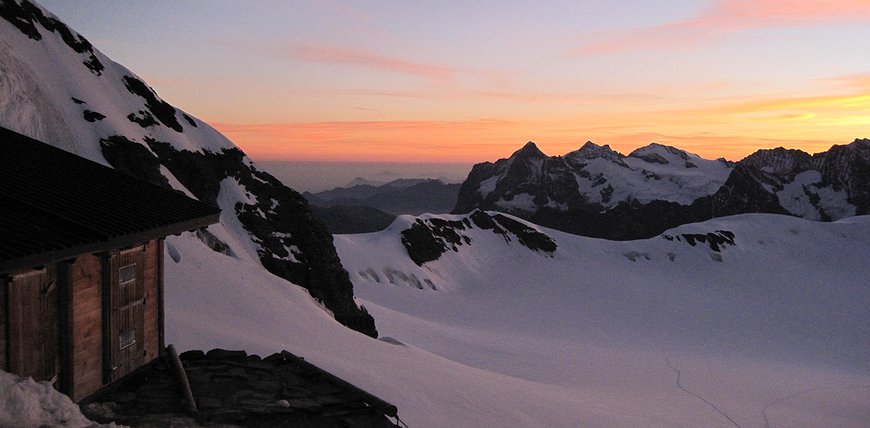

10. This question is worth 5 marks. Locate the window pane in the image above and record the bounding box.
[119,329,136,350]
[119,264,136,284]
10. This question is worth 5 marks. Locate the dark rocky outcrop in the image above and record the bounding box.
[99,136,173,190]
[0,0,104,74]
[82,109,105,122]
[122,75,184,132]
[401,218,470,266]
[126,110,158,128]
[182,113,198,128]
[490,213,558,253]
[401,210,556,265]
[662,230,735,252]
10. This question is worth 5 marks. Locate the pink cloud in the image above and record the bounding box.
[284,44,513,89]
[576,0,870,55]
[287,44,459,83]
[820,72,870,90]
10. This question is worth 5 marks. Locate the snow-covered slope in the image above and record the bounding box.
[0,0,375,335]
[333,212,870,427]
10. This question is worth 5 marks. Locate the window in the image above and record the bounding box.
[119,329,136,350]
[119,264,136,286]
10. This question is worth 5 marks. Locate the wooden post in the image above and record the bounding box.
[166,344,197,413]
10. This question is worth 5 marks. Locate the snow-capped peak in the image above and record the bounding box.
[628,143,696,166]
[565,141,625,163]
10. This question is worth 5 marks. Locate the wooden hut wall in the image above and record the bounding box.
[106,239,162,384]
[67,253,104,401]
[1,239,163,401]
[0,276,7,371]
[6,268,59,385]
[143,239,161,361]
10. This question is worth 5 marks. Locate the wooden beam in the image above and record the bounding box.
[166,344,197,413]
[0,275,8,372]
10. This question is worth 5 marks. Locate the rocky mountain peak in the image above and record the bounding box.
[846,138,870,154]
[740,147,813,175]
[510,141,547,160]
[566,141,624,162]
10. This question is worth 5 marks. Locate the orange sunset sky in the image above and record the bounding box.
[43,0,870,163]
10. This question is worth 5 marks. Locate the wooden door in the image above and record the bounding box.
[8,268,58,385]
[108,247,146,381]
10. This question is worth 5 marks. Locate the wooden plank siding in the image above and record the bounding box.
[143,240,159,361]
[7,268,58,385]
[68,253,104,401]
[2,239,164,401]
[108,241,159,383]
[0,275,7,372]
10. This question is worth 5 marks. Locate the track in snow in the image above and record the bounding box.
[665,357,742,428]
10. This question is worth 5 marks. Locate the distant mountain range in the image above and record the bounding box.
[454,140,870,239]
[304,178,461,233]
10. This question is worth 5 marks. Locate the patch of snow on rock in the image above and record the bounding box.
[495,193,538,212]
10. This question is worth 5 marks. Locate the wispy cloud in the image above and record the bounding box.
[286,44,461,83]
[820,73,870,90]
[575,0,870,55]
[283,43,513,89]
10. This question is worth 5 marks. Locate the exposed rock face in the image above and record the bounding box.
[662,230,735,252]
[727,140,870,220]
[0,0,376,337]
[100,136,377,336]
[455,140,870,239]
[0,0,104,75]
[400,210,556,265]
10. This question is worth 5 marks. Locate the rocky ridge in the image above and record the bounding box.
[455,140,870,239]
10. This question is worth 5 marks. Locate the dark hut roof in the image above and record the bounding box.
[0,126,221,273]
